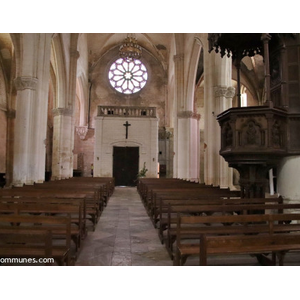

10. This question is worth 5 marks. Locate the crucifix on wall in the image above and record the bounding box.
[123,121,131,139]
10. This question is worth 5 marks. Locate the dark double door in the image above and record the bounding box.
[113,146,139,186]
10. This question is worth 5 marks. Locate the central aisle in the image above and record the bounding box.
[75,186,172,266]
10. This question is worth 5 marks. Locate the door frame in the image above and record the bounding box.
[112,146,140,186]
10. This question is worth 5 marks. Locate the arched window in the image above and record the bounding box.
[108,58,148,94]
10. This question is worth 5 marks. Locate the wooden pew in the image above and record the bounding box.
[137,177,240,220]
[0,200,84,253]
[174,213,300,266]
[0,228,54,265]
[0,214,72,265]
[137,178,209,202]
[48,177,115,205]
[68,177,115,202]
[17,184,104,212]
[158,196,284,234]
[33,180,108,206]
[149,189,241,227]
[162,199,299,259]
[0,189,99,231]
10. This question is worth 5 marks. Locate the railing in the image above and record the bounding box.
[98,106,156,118]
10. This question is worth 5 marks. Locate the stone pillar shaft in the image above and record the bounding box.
[13,76,38,186]
[51,108,73,180]
[215,86,235,188]
[177,111,200,180]
[204,51,235,188]
[12,34,52,186]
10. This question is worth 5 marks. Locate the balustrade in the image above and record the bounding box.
[98,106,156,118]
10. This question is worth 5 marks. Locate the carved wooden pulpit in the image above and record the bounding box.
[208,33,299,198]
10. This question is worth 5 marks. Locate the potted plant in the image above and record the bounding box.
[137,162,148,178]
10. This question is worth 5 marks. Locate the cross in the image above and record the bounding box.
[123,121,131,139]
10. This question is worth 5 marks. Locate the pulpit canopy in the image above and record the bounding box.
[208,33,264,61]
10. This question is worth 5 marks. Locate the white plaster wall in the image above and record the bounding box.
[94,116,158,178]
[277,156,300,201]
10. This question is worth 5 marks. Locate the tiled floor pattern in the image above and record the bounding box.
[75,186,299,266]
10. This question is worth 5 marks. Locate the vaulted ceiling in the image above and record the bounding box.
[86,33,172,71]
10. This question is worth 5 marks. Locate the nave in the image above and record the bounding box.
[75,186,172,266]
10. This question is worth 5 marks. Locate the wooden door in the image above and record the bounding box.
[113,146,139,186]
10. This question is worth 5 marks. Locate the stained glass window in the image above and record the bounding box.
[108,58,148,94]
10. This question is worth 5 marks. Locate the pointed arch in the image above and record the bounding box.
[186,37,203,111]
[75,76,87,126]
[51,34,67,108]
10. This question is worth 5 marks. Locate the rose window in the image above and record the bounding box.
[108,58,148,94]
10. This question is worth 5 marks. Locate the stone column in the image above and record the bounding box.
[214,85,235,188]
[204,50,234,187]
[13,76,38,186]
[12,33,52,186]
[173,54,184,178]
[31,34,52,183]
[51,108,73,180]
[4,109,15,187]
[68,48,80,178]
[177,111,200,180]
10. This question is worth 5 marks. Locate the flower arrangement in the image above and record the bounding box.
[137,162,148,178]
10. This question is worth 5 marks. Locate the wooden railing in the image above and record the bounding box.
[97,106,156,118]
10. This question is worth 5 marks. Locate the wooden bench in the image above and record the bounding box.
[163,199,297,259]
[32,180,108,206]
[149,188,241,227]
[17,184,104,213]
[0,189,99,231]
[0,214,72,265]
[68,177,115,202]
[41,177,115,205]
[138,179,240,219]
[158,196,284,233]
[174,213,300,266]
[137,178,211,203]
[0,200,84,253]
[0,228,54,265]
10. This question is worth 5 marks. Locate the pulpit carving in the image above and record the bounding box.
[271,120,281,148]
[222,121,233,148]
[240,119,264,147]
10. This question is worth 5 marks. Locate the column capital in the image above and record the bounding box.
[214,86,235,98]
[52,107,73,117]
[75,126,88,140]
[177,110,201,120]
[14,76,38,91]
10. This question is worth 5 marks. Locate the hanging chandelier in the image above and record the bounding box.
[119,34,142,61]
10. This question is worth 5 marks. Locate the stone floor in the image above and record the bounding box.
[75,186,300,266]
[75,186,172,266]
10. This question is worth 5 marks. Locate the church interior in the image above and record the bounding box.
[1,0,300,296]
[1,32,300,268]
[2,32,299,193]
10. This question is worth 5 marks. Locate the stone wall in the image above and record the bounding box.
[73,128,95,177]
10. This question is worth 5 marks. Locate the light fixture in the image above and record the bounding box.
[119,34,142,61]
